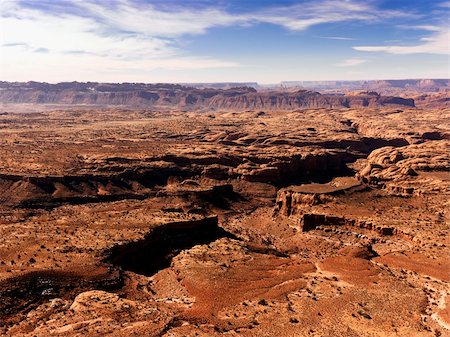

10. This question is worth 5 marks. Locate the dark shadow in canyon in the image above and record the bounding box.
[104,216,236,276]
[0,268,123,324]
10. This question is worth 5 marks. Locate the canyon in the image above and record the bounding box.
[0,83,449,336]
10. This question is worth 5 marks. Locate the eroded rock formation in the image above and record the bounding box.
[0,104,448,336]
[0,81,415,110]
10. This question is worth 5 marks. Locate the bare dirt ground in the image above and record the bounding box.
[0,105,449,336]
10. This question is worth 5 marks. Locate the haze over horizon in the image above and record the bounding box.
[1,0,449,83]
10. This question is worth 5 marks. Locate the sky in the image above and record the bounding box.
[0,0,449,83]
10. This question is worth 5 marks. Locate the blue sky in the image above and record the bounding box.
[0,0,448,83]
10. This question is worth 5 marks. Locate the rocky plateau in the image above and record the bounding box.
[0,84,448,337]
[0,82,416,111]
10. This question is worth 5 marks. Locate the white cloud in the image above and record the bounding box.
[335,58,368,67]
[397,24,442,32]
[409,25,441,32]
[75,0,248,37]
[321,36,356,40]
[257,0,415,31]
[353,26,449,55]
[0,0,423,82]
[0,0,240,81]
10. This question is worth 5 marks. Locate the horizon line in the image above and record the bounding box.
[1,78,449,85]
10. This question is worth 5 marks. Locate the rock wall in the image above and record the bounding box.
[298,213,416,241]
[0,82,415,110]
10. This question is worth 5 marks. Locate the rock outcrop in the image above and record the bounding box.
[357,141,450,195]
[276,177,363,215]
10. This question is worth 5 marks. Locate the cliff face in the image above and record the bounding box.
[0,82,415,110]
[280,79,449,91]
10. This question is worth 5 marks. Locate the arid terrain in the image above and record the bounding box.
[0,82,449,337]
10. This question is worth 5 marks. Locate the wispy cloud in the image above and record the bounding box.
[335,58,368,67]
[397,25,442,32]
[0,0,422,81]
[353,26,449,55]
[2,42,29,48]
[73,0,247,37]
[320,36,356,41]
[34,47,49,53]
[0,0,240,81]
[255,0,415,31]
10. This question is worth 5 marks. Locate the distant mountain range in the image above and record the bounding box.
[278,79,449,91]
[0,81,423,110]
[178,79,448,91]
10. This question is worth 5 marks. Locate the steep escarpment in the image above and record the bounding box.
[205,90,414,110]
[0,148,361,208]
[105,216,233,276]
[0,81,415,110]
